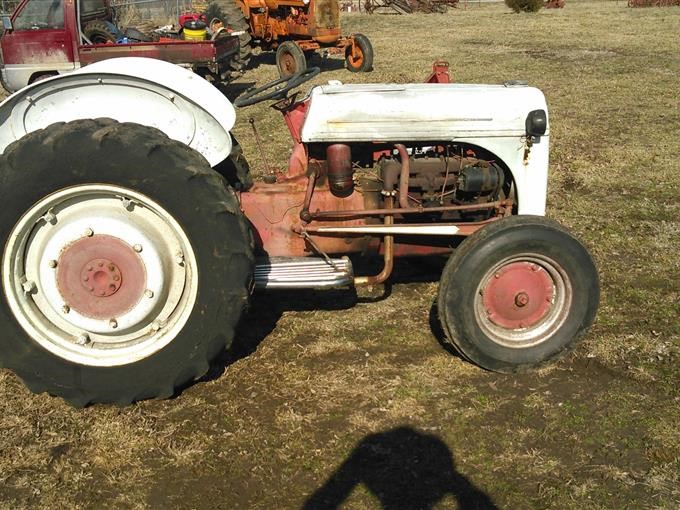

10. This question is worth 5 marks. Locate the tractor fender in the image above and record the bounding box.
[0,57,235,167]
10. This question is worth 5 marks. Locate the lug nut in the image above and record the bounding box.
[145,289,154,299]
[151,321,161,332]
[175,251,185,265]
[133,244,142,253]
[109,319,118,329]
[76,333,90,345]
[48,259,58,268]
[62,304,70,314]
[43,210,57,224]
[22,280,37,294]
[84,228,94,237]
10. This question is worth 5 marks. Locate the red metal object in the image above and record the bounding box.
[80,258,122,297]
[281,98,310,144]
[393,144,411,209]
[482,261,554,329]
[326,144,354,198]
[178,12,208,26]
[425,61,451,83]
[56,235,146,319]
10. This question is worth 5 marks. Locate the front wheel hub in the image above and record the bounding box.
[474,255,572,349]
[483,262,554,329]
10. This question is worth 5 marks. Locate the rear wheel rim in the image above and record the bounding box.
[473,254,572,348]
[2,184,199,367]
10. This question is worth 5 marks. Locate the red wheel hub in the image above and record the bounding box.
[80,258,122,297]
[57,235,146,319]
[482,261,554,329]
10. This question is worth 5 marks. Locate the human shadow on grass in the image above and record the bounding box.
[304,426,499,510]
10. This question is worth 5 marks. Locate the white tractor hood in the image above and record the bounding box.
[301,83,549,143]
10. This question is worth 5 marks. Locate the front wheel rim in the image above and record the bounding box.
[2,184,199,367]
[473,254,572,349]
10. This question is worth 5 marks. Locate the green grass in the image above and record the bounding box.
[1,1,679,508]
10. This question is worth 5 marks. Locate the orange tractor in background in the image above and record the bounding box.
[209,0,373,76]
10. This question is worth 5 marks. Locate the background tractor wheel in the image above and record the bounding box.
[437,215,599,373]
[83,20,119,44]
[208,0,253,71]
[276,41,307,78]
[0,119,254,406]
[345,33,373,73]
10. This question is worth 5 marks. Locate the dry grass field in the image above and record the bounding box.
[1,1,679,508]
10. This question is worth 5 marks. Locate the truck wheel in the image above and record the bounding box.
[211,0,253,71]
[276,41,307,78]
[83,20,118,44]
[0,119,254,406]
[437,216,599,373]
[345,34,373,73]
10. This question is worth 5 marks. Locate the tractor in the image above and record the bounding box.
[0,58,599,406]
[207,0,374,76]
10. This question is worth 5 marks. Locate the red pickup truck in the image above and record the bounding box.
[0,0,239,93]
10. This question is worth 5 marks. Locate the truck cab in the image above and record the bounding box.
[0,0,238,93]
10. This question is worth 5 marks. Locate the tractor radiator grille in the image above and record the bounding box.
[314,0,340,29]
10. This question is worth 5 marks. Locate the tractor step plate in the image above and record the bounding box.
[254,257,353,289]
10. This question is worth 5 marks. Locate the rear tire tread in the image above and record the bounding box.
[0,119,254,406]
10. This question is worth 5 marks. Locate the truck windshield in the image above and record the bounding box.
[14,0,64,30]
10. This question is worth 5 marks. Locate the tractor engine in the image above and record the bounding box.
[378,148,505,222]
[325,143,506,223]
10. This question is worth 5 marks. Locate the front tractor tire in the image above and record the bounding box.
[276,41,307,78]
[345,34,373,73]
[437,216,599,373]
[0,119,253,406]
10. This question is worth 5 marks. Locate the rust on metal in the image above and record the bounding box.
[56,235,146,319]
[482,261,554,329]
[354,195,394,286]
[310,200,510,219]
[364,0,459,14]
[627,0,678,6]
[425,61,452,83]
[393,144,412,209]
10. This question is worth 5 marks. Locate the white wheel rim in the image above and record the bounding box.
[2,184,199,367]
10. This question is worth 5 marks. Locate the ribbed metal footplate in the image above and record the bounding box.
[254,257,354,289]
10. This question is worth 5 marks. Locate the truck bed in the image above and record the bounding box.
[78,36,239,70]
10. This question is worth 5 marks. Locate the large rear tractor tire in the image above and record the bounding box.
[83,20,119,44]
[437,215,599,373]
[0,119,254,406]
[209,0,253,71]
